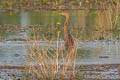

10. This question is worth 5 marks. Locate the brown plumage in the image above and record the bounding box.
[56,12,74,53]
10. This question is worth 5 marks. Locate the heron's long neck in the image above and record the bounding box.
[64,14,69,38]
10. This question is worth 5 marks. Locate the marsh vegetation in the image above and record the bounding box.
[0,0,120,80]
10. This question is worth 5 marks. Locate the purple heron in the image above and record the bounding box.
[57,12,76,77]
[56,12,75,53]
[56,12,76,78]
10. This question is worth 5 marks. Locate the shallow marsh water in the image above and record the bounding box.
[0,40,120,65]
[1,10,120,40]
[0,10,120,65]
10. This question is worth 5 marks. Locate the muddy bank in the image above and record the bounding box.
[0,63,120,80]
[0,0,118,12]
[77,64,120,79]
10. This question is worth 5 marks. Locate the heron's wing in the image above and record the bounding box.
[64,34,74,52]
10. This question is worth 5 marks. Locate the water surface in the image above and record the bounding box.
[0,10,120,65]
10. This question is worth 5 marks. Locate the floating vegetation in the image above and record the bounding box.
[0,23,120,41]
[0,0,119,12]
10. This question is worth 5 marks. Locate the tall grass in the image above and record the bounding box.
[24,27,77,80]
[96,0,120,40]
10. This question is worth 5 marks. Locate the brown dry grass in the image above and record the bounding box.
[24,27,77,80]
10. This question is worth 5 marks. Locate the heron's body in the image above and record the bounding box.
[64,32,74,52]
[57,12,74,53]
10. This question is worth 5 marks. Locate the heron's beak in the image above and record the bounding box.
[56,11,62,15]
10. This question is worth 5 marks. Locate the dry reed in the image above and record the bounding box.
[24,27,77,80]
